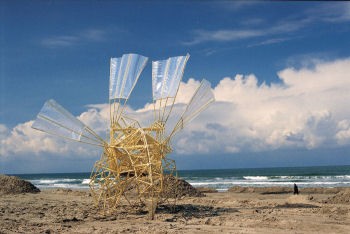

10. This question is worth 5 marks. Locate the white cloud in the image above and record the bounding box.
[80,29,106,41]
[1,58,350,158]
[173,58,350,154]
[306,2,350,23]
[335,120,350,145]
[41,36,78,47]
[216,1,262,12]
[185,3,350,46]
[247,37,293,48]
[184,29,264,45]
[79,104,109,133]
[183,20,305,45]
[0,124,8,135]
[0,120,99,158]
[41,28,107,48]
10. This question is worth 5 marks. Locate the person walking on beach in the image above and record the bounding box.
[293,183,299,195]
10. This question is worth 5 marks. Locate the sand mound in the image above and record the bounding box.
[161,175,204,198]
[228,186,292,194]
[0,174,40,195]
[228,186,346,195]
[286,195,311,204]
[196,187,218,193]
[301,187,343,194]
[324,189,350,204]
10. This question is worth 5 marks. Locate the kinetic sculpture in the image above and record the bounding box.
[32,53,215,219]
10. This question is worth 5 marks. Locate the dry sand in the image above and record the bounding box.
[1,186,350,233]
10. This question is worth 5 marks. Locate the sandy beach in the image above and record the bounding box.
[1,187,350,234]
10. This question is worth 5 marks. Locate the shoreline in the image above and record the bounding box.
[36,185,350,193]
[1,186,350,233]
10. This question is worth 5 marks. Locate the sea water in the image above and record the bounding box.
[11,165,350,192]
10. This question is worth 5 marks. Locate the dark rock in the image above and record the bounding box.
[0,174,40,195]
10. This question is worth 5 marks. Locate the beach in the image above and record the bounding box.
[1,187,350,233]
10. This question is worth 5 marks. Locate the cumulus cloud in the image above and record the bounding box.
[1,58,350,158]
[181,58,350,153]
[0,120,99,159]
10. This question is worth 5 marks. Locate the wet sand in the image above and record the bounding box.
[1,187,350,233]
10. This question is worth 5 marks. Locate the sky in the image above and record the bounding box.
[1,1,350,174]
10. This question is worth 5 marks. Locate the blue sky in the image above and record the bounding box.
[1,1,350,173]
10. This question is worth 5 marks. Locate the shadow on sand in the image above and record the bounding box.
[155,204,238,221]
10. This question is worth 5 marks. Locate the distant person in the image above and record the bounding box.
[293,183,299,195]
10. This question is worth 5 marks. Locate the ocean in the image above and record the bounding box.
[11,165,350,192]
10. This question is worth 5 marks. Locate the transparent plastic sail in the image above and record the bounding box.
[109,54,148,100]
[169,79,215,138]
[32,99,105,146]
[152,54,190,100]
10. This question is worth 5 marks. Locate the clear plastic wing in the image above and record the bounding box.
[32,99,105,146]
[169,79,215,138]
[152,54,190,100]
[109,54,148,100]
